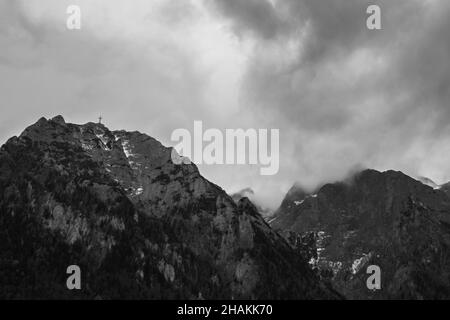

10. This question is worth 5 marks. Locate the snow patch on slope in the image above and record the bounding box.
[96,133,111,151]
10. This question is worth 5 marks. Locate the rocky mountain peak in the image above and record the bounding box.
[0,116,337,299]
[271,168,450,299]
[51,115,66,125]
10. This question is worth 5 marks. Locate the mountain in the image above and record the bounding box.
[416,176,440,189]
[231,188,255,203]
[416,176,450,195]
[270,169,450,299]
[440,182,450,197]
[267,184,310,225]
[0,116,337,299]
[230,188,273,218]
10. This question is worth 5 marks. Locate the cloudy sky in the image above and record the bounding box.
[1,0,450,209]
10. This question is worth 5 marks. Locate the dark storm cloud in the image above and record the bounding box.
[210,0,450,186]
[208,0,288,40]
[212,0,444,129]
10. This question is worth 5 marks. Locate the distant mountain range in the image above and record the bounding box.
[270,169,450,299]
[0,116,337,299]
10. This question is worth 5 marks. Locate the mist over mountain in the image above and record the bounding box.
[230,188,273,218]
[271,169,450,299]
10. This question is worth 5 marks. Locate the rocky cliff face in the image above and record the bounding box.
[0,116,336,299]
[271,169,450,299]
